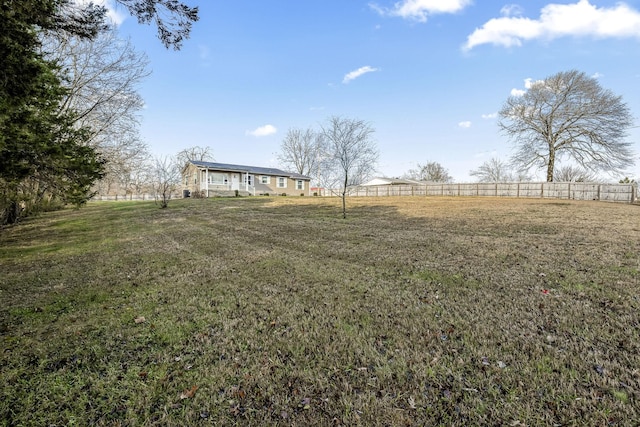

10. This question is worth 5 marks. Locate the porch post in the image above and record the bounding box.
[205,169,209,197]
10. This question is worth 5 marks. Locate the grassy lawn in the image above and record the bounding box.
[1,196,639,426]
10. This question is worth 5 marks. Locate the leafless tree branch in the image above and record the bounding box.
[499,70,635,182]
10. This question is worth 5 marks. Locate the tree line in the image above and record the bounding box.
[0,0,198,225]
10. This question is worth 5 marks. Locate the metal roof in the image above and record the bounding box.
[189,160,311,180]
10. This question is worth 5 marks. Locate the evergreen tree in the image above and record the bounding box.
[0,1,105,224]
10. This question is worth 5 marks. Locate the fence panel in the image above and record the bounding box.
[599,184,635,202]
[569,183,599,201]
[497,183,520,197]
[543,182,569,199]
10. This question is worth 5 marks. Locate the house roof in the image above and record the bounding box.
[188,160,311,180]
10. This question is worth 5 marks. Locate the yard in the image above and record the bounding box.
[1,196,639,425]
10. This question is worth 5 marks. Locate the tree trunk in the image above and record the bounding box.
[342,174,348,219]
[546,149,556,182]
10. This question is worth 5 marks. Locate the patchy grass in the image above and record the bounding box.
[1,196,639,426]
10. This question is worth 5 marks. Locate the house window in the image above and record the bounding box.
[296,180,304,190]
[277,177,286,188]
[261,176,270,184]
[207,173,226,185]
[243,175,253,186]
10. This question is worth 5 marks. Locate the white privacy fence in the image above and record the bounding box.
[347,182,637,203]
[92,193,181,201]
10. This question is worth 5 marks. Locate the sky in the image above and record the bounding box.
[107,0,640,182]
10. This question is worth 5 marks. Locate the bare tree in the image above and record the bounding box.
[320,116,378,219]
[470,158,514,182]
[176,146,215,170]
[278,127,324,177]
[499,70,635,182]
[41,26,151,195]
[553,165,598,182]
[152,156,181,208]
[405,161,452,182]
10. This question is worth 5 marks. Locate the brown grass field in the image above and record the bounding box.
[1,196,639,426]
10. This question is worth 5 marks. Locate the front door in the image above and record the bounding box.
[231,174,240,190]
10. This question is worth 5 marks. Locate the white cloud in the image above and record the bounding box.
[592,72,603,79]
[458,121,472,128]
[246,125,277,137]
[481,113,497,119]
[343,66,379,84]
[510,77,542,96]
[464,0,640,51]
[500,4,524,17]
[75,0,127,25]
[370,0,472,22]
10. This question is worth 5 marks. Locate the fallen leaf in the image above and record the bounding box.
[408,396,416,409]
[180,385,199,399]
[138,371,148,379]
[300,397,311,409]
[134,316,146,324]
[498,361,507,369]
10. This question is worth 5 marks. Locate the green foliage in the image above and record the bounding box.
[619,177,636,185]
[0,0,105,225]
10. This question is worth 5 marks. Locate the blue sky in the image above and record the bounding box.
[110,0,640,181]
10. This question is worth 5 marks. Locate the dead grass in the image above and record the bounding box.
[1,196,639,426]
